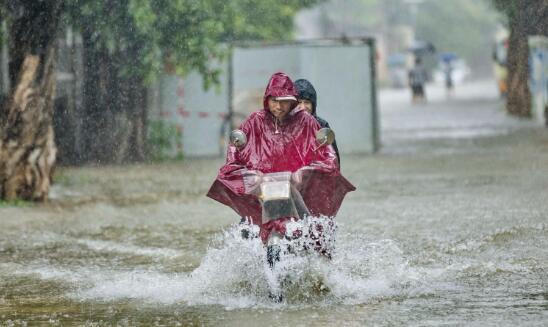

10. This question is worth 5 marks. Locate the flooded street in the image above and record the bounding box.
[1,80,547,326]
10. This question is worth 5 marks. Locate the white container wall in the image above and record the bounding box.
[529,36,548,125]
[148,70,229,158]
[150,39,379,158]
[232,40,379,154]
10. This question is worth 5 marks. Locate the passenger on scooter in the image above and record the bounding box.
[294,79,340,165]
[207,72,354,242]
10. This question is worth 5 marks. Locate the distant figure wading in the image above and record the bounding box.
[408,57,428,104]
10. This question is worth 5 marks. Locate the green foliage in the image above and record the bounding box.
[53,172,92,187]
[218,0,322,41]
[147,120,183,162]
[490,0,518,24]
[0,2,7,46]
[489,0,546,36]
[62,0,323,87]
[0,199,32,208]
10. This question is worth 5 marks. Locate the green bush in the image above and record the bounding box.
[147,120,183,161]
[0,199,32,208]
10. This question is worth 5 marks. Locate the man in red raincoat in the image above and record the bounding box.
[207,72,355,241]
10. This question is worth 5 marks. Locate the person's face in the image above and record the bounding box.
[297,99,313,114]
[268,97,292,120]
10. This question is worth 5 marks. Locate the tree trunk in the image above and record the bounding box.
[81,28,115,164]
[0,1,62,201]
[505,3,531,117]
[123,44,148,163]
[124,76,148,162]
[81,31,148,164]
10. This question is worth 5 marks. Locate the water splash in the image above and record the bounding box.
[5,218,431,309]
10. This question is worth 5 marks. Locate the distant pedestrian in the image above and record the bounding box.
[408,57,428,103]
[294,79,341,166]
[443,60,455,98]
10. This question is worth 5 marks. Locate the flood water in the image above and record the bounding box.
[1,80,547,326]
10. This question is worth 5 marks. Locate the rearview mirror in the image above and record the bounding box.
[229,129,247,148]
[315,128,335,146]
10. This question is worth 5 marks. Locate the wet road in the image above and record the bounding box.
[1,79,547,326]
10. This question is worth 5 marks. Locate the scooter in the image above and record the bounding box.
[230,128,340,301]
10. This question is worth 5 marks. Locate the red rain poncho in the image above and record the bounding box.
[207,72,355,226]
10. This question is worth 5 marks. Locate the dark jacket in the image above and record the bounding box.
[294,79,340,166]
